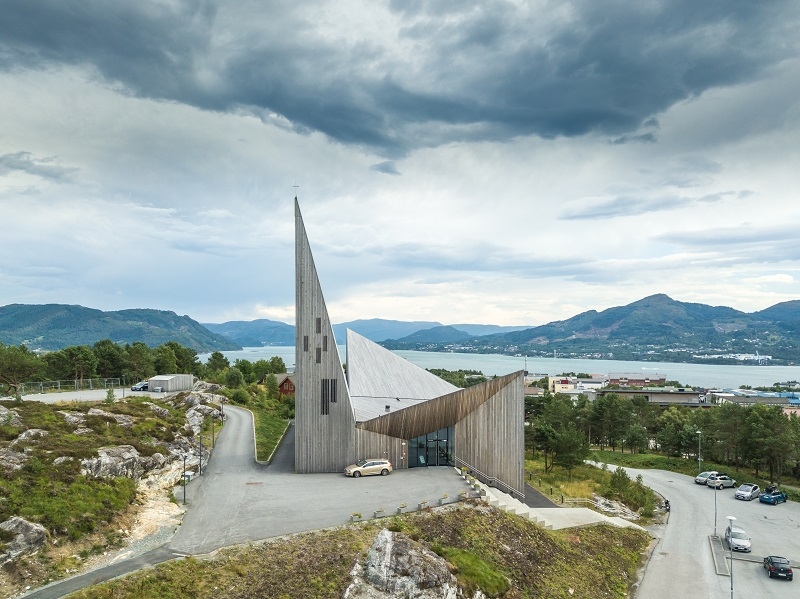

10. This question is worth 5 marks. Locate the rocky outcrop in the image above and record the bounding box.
[185,403,222,436]
[143,402,171,420]
[0,448,27,471]
[58,411,86,426]
[88,408,134,427]
[0,406,21,426]
[81,445,147,479]
[10,428,48,447]
[345,529,468,599]
[0,517,47,566]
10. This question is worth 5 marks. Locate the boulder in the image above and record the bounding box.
[346,529,462,598]
[143,402,171,420]
[80,445,146,479]
[88,408,135,427]
[58,411,86,426]
[0,406,21,426]
[0,448,27,472]
[0,517,47,566]
[9,428,48,447]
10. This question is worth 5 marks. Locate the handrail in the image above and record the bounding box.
[454,457,525,500]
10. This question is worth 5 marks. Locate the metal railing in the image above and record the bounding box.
[454,457,525,500]
[17,378,122,395]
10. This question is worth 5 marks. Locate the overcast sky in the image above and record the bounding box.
[2,1,799,328]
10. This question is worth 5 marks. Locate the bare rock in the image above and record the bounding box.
[58,411,86,426]
[88,408,135,427]
[53,456,74,466]
[0,448,27,471]
[9,429,48,447]
[81,445,145,479]
[143,402,171,420]
[346,529,462,598]
[0,406,21,426]
[0,517,47,566]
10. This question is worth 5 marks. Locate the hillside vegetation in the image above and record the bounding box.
[0,304,239,352]
[65,505,651,599]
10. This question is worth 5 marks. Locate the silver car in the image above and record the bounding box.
[707,474,737,489]
[725,525,751,552]
[695,470,718,485]
[735,483,761,501]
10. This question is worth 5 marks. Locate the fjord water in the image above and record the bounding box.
[204,346,800,390]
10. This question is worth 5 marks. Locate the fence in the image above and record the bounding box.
[18,378,123,395]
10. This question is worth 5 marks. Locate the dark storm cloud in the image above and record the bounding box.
[370,161,401,175]
[1,0,797,156]
[0,152,78,181]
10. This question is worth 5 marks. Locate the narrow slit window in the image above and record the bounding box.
[316,347,321,364]
[330,379,337,403]
[323,335,328,351]
[303,335,309,351]
[320,379,330,415]
[315,317,321,334]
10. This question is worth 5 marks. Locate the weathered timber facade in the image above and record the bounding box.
[293,197,525,496]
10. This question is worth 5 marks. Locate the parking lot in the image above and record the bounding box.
[626,467,800,598]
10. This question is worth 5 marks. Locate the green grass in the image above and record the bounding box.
[65,504,650,599]
[592,449,800,502]
[0,398,181,541]
[253,409,289,462]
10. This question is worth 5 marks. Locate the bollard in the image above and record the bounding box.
[561,495,564,504]
[550,486,553,495]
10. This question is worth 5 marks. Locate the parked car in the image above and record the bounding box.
[131,381,149,391]
[344,459,393,478]
[735,483,761,501]
[707,474,736,489]
[695,470,718,485]
[724,524,751,552]
[759,487,788,505]
[764,556,793,580]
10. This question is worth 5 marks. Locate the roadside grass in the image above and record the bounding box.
[592,449,800,502]
[252,409,289,462]
[64,504,651,599]
[526,455,658,517]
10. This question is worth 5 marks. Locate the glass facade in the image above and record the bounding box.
[407,426,454,467]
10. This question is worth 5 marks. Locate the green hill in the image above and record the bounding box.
[0,304,240,352]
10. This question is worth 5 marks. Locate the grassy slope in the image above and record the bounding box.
[65,505,651,599]
[592,449,800,501]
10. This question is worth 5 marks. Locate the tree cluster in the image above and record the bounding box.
[526,389,800,485]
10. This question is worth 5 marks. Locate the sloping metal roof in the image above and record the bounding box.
[346,329,458,421]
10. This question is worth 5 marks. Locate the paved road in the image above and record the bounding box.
[20,404,472,598]
[598,464,800,599]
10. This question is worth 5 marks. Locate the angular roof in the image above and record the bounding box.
[346,329,458,421]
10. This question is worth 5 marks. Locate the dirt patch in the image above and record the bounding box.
[0,483,185,599]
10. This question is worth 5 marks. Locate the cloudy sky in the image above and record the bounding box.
[2,1,799,328]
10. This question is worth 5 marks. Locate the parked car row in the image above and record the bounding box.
[695,471,790,505]
[694,471,737,489]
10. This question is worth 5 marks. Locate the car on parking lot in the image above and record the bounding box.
[707,474,736,489]
[131,381,149,391]
[725,524,751,552]
[344,459,393,477]
[695,470,718,485]
[764,555,793,580]
[759,487,788,505]
[735,483,761,500]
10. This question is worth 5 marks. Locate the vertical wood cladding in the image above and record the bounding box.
[358,372,525,492]
[295,199,355,472]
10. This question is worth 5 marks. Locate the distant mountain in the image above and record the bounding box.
[0,304,240,352]
[332,319,443,342]
[203,319,295,347]
[450,324,531,336]
[381,294,800,365]
[391,325,473,344]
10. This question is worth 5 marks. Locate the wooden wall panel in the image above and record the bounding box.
[295,200,356,472]
[354,429,405,470]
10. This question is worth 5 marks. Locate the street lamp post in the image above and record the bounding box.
[198,429,203,476]
[714,481,718,537]
[212,416,215,449]
[696,430,702,474]
[182,454,187,505]
[726,515,736,598]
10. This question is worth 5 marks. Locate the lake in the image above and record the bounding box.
[200,346,800,390]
